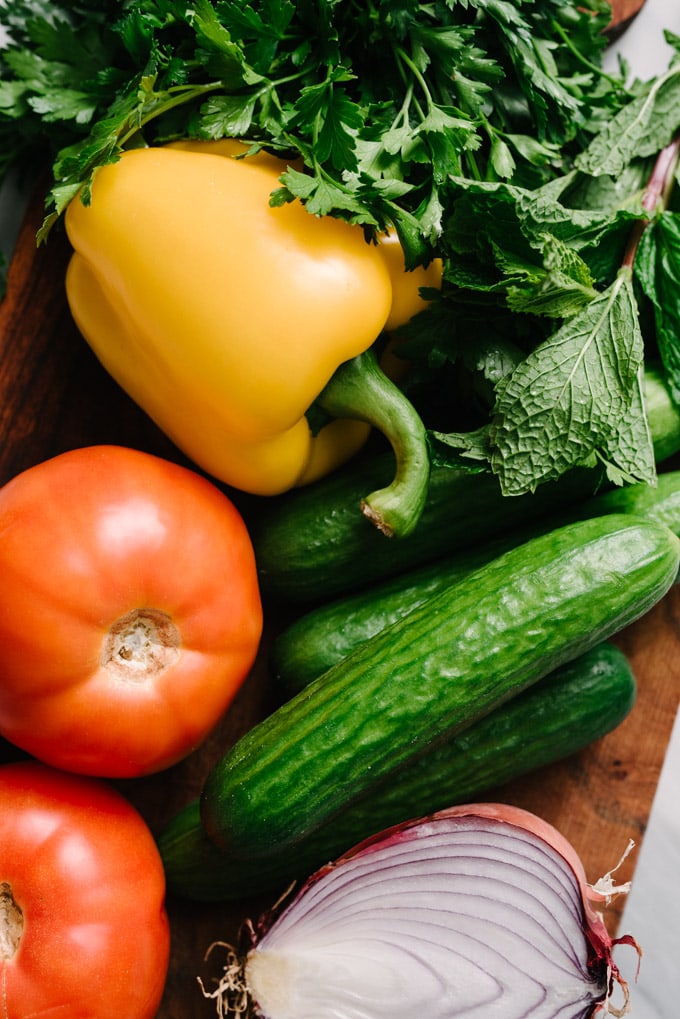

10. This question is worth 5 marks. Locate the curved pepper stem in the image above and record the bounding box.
[315,349,430,538]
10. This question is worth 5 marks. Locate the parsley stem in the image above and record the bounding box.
[117,81,223,149]
[550,19,629,93]
[389,83,414,135]
[395,46,433,114]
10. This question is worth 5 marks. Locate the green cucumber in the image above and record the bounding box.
[253,364,680,604]
[201,514,680,857]
[272,469,680,695]
[253,452,598,604]
[160,642,635,902]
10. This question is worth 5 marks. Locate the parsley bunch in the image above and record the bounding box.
[2,0,618,260]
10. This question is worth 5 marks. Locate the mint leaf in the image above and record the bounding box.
[575,66,680,178]
[515,176,644,285]
[516,175,642,254]
[444,179,532,263]
[597,369,656,487]
[442,179,613,313]
[634,212,680,405]
[486,270,648,494]
[505,232,598,318]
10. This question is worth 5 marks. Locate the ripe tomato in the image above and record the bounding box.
[0,760,170,1018]
[0,445,263,777]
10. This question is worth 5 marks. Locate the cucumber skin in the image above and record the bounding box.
[201,514,680,857]
[253,365,680,604]
[160,642,635,902]
[273,469,680,695]
[253,455,598,604]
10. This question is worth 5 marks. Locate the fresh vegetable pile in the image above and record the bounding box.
[62,138,439,533]
[1,1,680,1017]
[160,641,638,902]
[2,0,680,532]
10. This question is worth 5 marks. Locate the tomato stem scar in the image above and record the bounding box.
[0,883,23,960]
[102,608,180,680]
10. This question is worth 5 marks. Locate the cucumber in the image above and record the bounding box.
[253,452,598,604]
[252,364,680,604]
[273,469,680,695]
[201,514,680,857]
[160,642,635,902]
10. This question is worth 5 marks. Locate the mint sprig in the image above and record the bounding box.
[420,99,680,496]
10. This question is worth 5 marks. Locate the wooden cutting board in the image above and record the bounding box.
[2,163,677,1016]
[610,0,648,27]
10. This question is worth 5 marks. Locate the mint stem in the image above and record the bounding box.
[315,349,430,537]
[621,135,680,269]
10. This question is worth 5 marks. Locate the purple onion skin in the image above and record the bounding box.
[221,804,639,1019]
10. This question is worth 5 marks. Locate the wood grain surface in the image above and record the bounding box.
[1,158,677,1017]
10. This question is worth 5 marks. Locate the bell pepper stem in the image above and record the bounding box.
[316,349,430,538]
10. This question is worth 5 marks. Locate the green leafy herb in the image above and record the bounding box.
[2,0,680,498]
[575,64,680,178]
[635,209,680,405]
[1,0,619,260]
[490,270,652,491]
[402,45,680,495]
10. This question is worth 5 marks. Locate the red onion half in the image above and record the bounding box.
[200,804,640,1019]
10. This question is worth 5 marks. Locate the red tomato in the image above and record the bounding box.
[0,760,170,1018]
[0,445,263,777]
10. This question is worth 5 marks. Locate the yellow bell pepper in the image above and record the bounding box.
[64,139,442,535]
